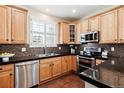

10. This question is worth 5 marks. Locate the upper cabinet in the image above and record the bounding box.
[0,5,28,44]
[99,10,118,44]
[0,6,11,44]
[118,7,124,43]
[89,16,99,32]
[59,22,69,44]
[82,19,89,32]
[59,22,77,44]
[11,8,27,44]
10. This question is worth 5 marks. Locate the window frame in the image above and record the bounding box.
[29,16,58,48]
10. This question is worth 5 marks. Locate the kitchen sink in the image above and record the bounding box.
[36,53,60,57]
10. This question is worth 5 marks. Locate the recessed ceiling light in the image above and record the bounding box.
[45,9,49,12]
[72,9,76,13]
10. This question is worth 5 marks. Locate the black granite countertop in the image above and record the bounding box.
[0,53,77,65]
[79,57,124,88]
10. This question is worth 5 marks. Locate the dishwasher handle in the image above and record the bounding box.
[15,61,39,67]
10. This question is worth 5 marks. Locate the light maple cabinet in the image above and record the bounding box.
[76,22,82,43]
[89,16,99,32]
[61,56,72,73]
[99,10,118,44]
[40,57,61,82]
[0,6,11,44]
[71,56,77,72]
[0,64,14,88]
[52,60,62,77]
[118,7,124,43]
[40,61,52,81]
[11,8,27,44]
[82,19,89,32]
[61,56,68,73]
[61,56,77,73]
[59,22,69,44]
[0,5,27,44]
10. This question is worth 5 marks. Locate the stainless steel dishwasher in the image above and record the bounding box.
[15,60,39,88]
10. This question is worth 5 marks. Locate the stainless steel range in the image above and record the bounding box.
[78,47,102,73]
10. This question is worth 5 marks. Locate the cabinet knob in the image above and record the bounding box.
[11,39,14,41]
[0,66,2,70]
[10,73,13,76]
[6,39,9,41]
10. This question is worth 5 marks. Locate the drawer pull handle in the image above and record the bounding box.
[10,73,13,76]
[0,67,2,70]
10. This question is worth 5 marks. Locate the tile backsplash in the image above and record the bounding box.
[1,43,124,57]
[76,43,124,57]
[0,44,70,57]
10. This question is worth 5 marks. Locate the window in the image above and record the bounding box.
[45,23,57,47]
[30,17,58,47]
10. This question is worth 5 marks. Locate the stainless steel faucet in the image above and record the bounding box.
[43,46,47,54]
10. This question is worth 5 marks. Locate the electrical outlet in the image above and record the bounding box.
[75,46,77,49]
[22,48,26,52]
[58,47,61,50]
[111,47,115,52]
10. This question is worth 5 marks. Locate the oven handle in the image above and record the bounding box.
[78,64,94,70]
[78,56,95,61]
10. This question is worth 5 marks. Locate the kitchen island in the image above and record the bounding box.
[79,57,124,88]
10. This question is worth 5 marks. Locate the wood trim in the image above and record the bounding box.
[7,5,28,12]
[88,5,122,19]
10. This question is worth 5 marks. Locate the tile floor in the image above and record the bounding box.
[38,74,85,88]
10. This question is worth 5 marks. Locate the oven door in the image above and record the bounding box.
[78,56,95,73]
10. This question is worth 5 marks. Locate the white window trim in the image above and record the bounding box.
[29,16,58,48]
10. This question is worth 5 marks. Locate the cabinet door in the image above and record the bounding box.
[59,22,69,44]
[82,20,89,32]
[100,10,118,43]
[40,61,52,82]
[61,57,68,73]
[0,6,11,44]
[118,7,124,43]
[52,60,62,77]
[71,56,77,72]
[67,56,72,71]
[0,71,14,88]
[11,8,27,44]
[89,16,99,32]
[76,22,82,43]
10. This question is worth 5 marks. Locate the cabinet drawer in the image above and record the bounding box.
[40,57,61,63]
[0,64,14,72]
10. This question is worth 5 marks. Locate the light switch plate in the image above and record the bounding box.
[111,47,115,52]
[58,47,61,50]
[22,48,26,52]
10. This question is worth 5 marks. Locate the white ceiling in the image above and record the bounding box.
[24,5,115,21]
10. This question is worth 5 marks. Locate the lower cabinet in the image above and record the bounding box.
[61,55,77,73]
[71,56,77,72]
[40,57,62,82]
[0,64,14,88]
[40,55,77,82]
[61,56,71,73]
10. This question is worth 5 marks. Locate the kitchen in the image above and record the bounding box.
[0,5,124,88]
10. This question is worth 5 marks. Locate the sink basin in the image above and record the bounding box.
[36,53,60,57]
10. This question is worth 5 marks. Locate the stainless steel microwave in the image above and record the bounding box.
[80,31,99,43]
